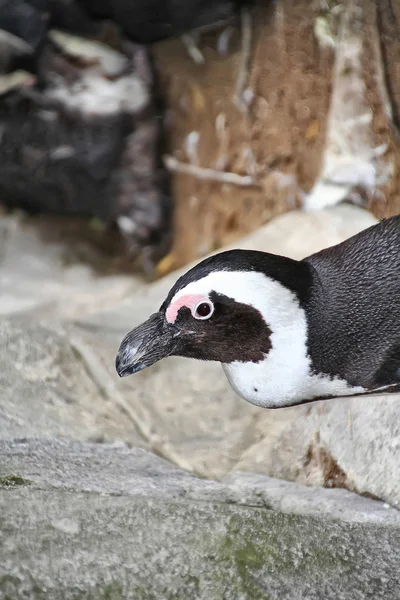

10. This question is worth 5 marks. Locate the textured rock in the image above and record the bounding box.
[305,1,390,211]
[1,439,400,600]
[231,394,400,507]
[1,204,399,504]
[0,318,145,445]
[0,215,139,319]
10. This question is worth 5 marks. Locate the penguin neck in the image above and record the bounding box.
[217,263,364,408]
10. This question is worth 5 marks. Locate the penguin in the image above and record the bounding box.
[116,215,400,409]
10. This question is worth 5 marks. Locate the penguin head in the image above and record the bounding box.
[115,250,312,390]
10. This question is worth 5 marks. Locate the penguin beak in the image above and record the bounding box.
[115,312,179,377]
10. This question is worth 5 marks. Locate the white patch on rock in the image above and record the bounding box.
[117,216,138,235]
[46,71,148,118]
[45,30,148,118]
[51,518,81,535]
[313,14,338,50]
[185,131,200,165]
[0,69,36,95]
[49,29,128,77]
[305,4,392,211]
[169,270,365,408]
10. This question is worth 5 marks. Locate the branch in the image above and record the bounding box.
[163,155,260,187]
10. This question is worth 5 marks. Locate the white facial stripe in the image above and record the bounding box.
[170,271,282,311]
[170,270,365,407]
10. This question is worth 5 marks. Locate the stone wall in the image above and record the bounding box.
[2,439,400,600]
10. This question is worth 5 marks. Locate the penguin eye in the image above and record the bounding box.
[192,300,214,320]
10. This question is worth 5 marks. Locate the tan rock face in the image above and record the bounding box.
[151,0,400,273]
[153,1,336,270]
[3,1,399,279]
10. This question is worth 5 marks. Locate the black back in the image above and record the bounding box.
[304,216,400,388]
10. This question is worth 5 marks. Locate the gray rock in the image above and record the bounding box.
[2,204,400,504]
[231,393,400,506]
[1,205,400,597]
[0,215,138,319]
[1,438,400,600]
[0,317,145,446]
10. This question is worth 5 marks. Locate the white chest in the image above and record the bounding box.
[222,357,365,408]
[219,278,365,407]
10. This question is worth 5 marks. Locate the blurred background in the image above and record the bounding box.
[1,0,400,510]
[2,0,400,278]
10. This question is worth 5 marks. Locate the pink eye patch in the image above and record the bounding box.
[166,294,206,323]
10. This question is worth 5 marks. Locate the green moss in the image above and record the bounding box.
[96,582,124,600]
[75,581,156,600]
[89,217,107,233]
[0,500,360,600]
[206,508,357,599]
[31,583,48,600]
[0,575,22,600]
[0,475,31,489]
[0,578,133,600]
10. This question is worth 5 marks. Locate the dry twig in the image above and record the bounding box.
[164,154,260,187]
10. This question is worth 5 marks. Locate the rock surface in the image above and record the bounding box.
[2,204,400,503]
[1,438,400,600]
[0,214,139,319]
[1,203,400,597]
[0,318,145,446]
[152,1,400,270]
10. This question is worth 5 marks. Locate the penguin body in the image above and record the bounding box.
[116,216,400,408]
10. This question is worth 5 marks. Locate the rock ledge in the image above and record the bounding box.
[1,438,399,600]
